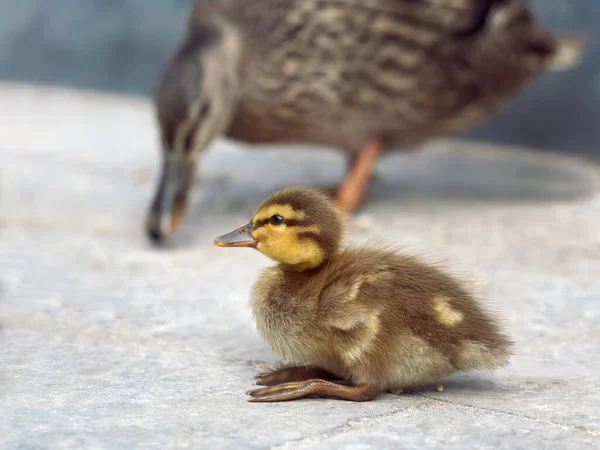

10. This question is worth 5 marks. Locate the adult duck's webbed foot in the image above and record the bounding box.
[248,379,379,402]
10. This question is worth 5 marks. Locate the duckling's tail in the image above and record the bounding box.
[454,339,514,372]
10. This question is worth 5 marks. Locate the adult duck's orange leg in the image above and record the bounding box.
[247,379,379,402]
[335,138,381,213]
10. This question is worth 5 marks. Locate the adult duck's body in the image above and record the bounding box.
[147,0,584,242]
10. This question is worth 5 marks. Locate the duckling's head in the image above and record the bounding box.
[146,17,242,243]
[214,188,343,270]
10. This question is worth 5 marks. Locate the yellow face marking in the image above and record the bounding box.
[432,296,463,327]
[252,224,324,269]
[252,204,305,224]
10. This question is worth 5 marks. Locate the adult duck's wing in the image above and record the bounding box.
[349,0,502,37]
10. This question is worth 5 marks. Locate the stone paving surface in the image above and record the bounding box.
[1,82,599,449]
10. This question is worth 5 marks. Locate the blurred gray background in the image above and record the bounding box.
[0,0,598,157]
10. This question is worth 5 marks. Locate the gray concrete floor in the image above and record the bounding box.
[1,82,599,449]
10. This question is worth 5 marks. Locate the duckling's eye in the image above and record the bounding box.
[269,214,284,226]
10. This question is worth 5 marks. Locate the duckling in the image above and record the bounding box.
[214,187,513,402]
[146,0,585,242]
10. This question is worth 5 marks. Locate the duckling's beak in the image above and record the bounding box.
[146,153,196,244]
[214,223,258,248]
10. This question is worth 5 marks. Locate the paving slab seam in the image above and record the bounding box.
[14,315,599,445]
[1,317,270,368]
[271,394,599,450]
[413,394,600,438]
[270,403,426,450]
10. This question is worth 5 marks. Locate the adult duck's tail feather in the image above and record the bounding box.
[549,32,588,70]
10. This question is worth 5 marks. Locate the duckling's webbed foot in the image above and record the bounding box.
[248,379,379,402]
[254,366,340,386]
[335,138,381,213]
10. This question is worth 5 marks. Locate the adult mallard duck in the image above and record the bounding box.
[214,187,513,402]
[146,0,584,242]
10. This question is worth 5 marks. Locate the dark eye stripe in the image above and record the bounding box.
[252,218,312,229]
[252,219,269,229]
[279,219,305,227]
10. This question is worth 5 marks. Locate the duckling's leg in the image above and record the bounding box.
[146,153,197,243]
[247,379,379,402]
[335,138,381,213]
[254,366,340,386]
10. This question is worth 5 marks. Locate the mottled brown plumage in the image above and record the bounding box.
[214,187,513,402]
[148,0,585,242]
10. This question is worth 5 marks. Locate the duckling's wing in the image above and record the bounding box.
[319,269,393,330]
